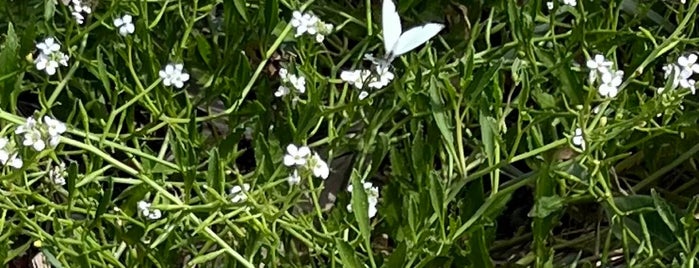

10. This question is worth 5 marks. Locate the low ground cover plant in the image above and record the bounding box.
[1,0,699,267]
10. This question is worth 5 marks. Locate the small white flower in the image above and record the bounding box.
[22,130,46,152]
[0,137,22,169]
[69,0,91,24]
[562,0,577,6]
[598,70,623,98]
[36,38,60,54]
[310,153,329,179]
[677,54,699,73]
[586,54,612,70]
[287,169,301,186]
[16,117,38,135]
[358,91,369,100]
[230,183,251,203]
[137,200,162,220]
[546,1,554,10]
[49,162,67,186]
[44,116,66,137]
[290,11,332,43]
[572,128,585,149]
[283,144,311,167]
[367,66,394,89]
[114,14,135,36]
[159,63,190,88]
[275,86,290,97]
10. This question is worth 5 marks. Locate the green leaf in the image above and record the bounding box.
[263,0,279,34]
[528,195,565,218]
[336,239,362,268]
[233,0,249,22]
[350,170,371,246]
[0,23,19,110]
[479,114,497,164]
[383,243,406,268]
[207,148,225,195]
[651,189,679,233]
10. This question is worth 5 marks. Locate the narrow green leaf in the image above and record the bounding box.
[233,0,249,22]
[207,148,224,195]
[336,239,362,268]
[350,170,371,245]
[651,189,679,233]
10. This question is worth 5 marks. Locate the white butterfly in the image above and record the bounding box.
[381,0,444,65]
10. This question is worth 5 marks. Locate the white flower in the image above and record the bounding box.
[275,86,290,97]
[16,117,38,135]
[137,200,162,220]
[562,0,576,6]
[367,66,394,89]
[49,162,67,186]
[586,54,612,71]
[341,67,394,91]
[290,11,311,37]
[287,169,301,186]
[230,183,251,203]
[70,0,91,24]
[283,144,311,167]
[546,1,554,10]
[36,38,60,54]
[572,128,585,149]
[290,11,332,43]
[598,70,623,98]
[0,137,22,169]
[44,116,66,137]
[22,130,46,152]
[34,38,69,76]
[288,75,306,93]
[159,63,190,88]
[677,54,699,74]
[358,91,369,100]
[310,153,329,179]
[114,14,135,36]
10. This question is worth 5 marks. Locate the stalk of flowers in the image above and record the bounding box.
[346,181,380,219]
[586,54,624,98]
[289,11,334,42]
[274,68,307,98]
[283,144,329,185]
[340,63,395,100]
[34,37,69,76]
[15,115,67,152]
[661,53,699,94]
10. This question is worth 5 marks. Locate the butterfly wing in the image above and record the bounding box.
[382,0,402,55]
[391,23,444,57]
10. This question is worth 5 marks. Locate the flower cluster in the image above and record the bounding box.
[137,200,162,220]
[159,63,190,88]
[48,162,67,186]
[34,38,69,76]
[283,144,329,185]
[15,116,67,152]
[113,14,135,36]
[662,53,699,94]
[0,137,23,169]
[230,183,251,203]
[546,0,576,9]
[290,11,334,42]
[275,68,307,97]
[586,54,624,98]
[341,65,395,100]
[68,0,92,24]
[346,181,380,219]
